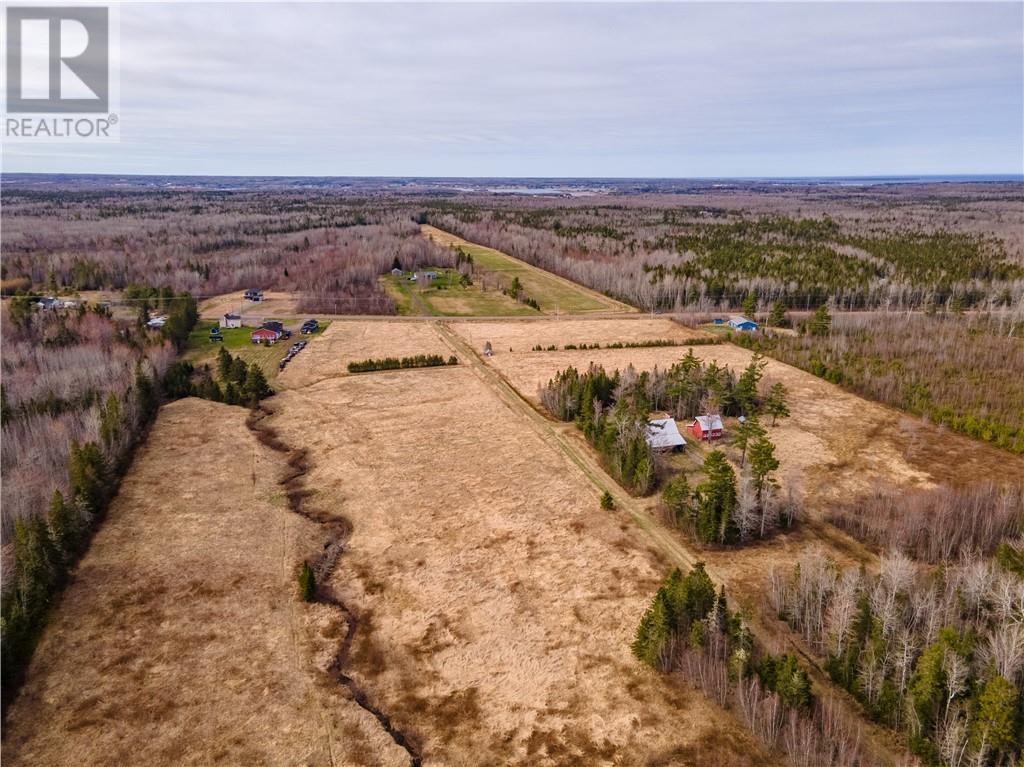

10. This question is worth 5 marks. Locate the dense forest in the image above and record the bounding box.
[770,549,1023,766]
[423,201,1024,312]
[1,189,452,314]
[633,563,877,767]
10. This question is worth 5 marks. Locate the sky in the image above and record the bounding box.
[3,1,1023,177]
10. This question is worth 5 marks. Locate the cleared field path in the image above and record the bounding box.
[437,322,911,766]
[421,224,635,315]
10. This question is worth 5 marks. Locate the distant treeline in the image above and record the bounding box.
[531,338,720,351]
[1,191,456,315]
[346,354,458,373]
[423,204,1023,312]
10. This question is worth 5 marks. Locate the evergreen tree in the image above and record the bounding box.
[741,293,757,317]
[298,561,316,602]
[98,392,122,449]
[600,491,615,510]
[809,304,832,336]
[230,356,248,384]
[764,382,790,426]
[217,346,233,380]
[242,363,273,405]
[47,489,79,560]
[68,441,107,516]
[135,364,156,422]
[768,300,788,327]
[733,415,766,467]
[748,437,780,503]
[970,675,1017,757]
[8,294,35,328]
[734,353,766,416]
[662,473,692,523]
[632,590,671,668]
[694,451,738,544]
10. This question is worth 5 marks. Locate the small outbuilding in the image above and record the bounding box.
[391,267,403,277]
[646,418,686,452]
[222,313,242,328]
[728,315,758,332]
[690,415,725,441]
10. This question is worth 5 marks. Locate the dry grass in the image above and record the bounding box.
[265,346,770,764]
[422,224,635,315]
[479,340,1024,510]
[199,290,302,322]
[278,319,455,389]
[15,314,992,764]
[448,316,712,354]
[2,399,410,767]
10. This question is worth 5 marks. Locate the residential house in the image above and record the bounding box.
[250,328,280,344]
[728,316,758,332]
[222,313,242,328]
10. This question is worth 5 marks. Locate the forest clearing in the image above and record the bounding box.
[420,225,635,315]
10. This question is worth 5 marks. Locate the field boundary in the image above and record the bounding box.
[436,321,909,766]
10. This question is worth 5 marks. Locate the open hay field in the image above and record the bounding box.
[380,270,538,317]
[471,332,1024,510]
[199,290,303,323]
[450,316,712,354]
[421,225,635,315]
[278,319,455,389]
[264,362,771,765]
[2,398,410,767]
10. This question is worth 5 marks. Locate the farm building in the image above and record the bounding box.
[690,415,725,441]
[391,267,402,277]
[250,328,280,344]
[222,313,242,328]
[728,316,758,332]
[646,418,686,452]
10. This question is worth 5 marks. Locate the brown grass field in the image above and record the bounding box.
[476,335,1024,507]
[278,319,455,389]
[264,359,771,765]
[199,290,303,323]
[421,225,635,315]
[13,312,1018,765]
[449,316,713,354]
[2,399,412,767]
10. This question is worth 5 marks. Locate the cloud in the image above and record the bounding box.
[4,1,1022,176]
